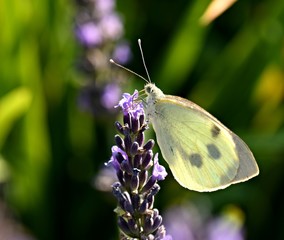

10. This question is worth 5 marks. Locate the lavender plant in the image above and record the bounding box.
[107,90,172,240]
[74,0,131,116]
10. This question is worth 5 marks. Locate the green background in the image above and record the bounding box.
[0,0,284,239]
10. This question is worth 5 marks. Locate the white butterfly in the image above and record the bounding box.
[144,82,259,192]
[110,39,259,192]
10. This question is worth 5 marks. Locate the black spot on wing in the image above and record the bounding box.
[207,144,221,159]
[169,146,174,154]
[168,145,175,157]
[189,153,202,168]
[211,125,221,138]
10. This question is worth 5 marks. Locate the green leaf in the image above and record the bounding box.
[0,155,10,183]
[0,87,32,149]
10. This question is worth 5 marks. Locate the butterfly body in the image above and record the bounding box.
[144,83,259,192]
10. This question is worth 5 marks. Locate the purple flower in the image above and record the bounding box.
[164,204,245,240]
[100,83,121,109]
[99,13,123,40]
[76,22,102,46]
[153,153,168,181]
[112,42,132,64]
[95,0,115,15]
[207,215,244,240]
[77,83,120,115]
[108,146,128,171]
[164,205,200,240]
[75,0,131,116]
[115,90,144,119]
[162,235,173,240]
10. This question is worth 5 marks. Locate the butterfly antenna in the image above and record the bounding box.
[138,39,152,83]
[109,59,149,83]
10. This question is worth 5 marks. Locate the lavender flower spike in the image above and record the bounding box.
[109,90,171,239]
[74,0,131,116]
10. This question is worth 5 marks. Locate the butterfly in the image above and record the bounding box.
[110,39,259,192]
[144,82,259,192]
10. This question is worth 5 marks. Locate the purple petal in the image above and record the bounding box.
[112,42,132,64]
[76,22,102,46]
[115,90,144,119]
[99,13,123,40]
[207,216,244,240]
[107,146,128,171]
[164,205,200,240]
[101,83,121,109]
[162,235,173,240]
[95,0,115,15]
[152,153,167,181]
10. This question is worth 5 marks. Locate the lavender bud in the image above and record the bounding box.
[154,225,168,239]
[153,209,159,217]
[131,117,139,133]
[115,134,125,150]
[115,121,124,135]
[123,172,132,189]
[118,217,132,236]
[116,152,126,164]
[138,170,148,189]
[117,169,125,186]
[112,183,125,207]
[124,135,132,152]
[141,150,153,169]
[121,160,133,175]
[128,218,140,236]
[138,198,148,214]
[140,124,148,132]
[118,191,134,215]
[123,113,131,128]
[147,195,154,209]
[136,132,144,146]
[131,194,140,210]
[123,191,132,202]
[144,215,154,234]
[112,181,121,190]
[123,123,130,136]
[133,155,141,168]
[152,215,163,231]
[130,142,139,156]
[143,140,155,151]
[124,198,134,215]
[130,169,140,191]
[141,176,156,193]
[149,184,160,197]
[139,114,145,128]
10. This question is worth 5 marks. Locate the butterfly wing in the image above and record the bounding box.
[148,95,259,192]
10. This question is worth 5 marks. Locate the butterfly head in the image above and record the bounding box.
[144,83,165,100]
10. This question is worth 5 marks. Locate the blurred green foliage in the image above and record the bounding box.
[0,0,284,239]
